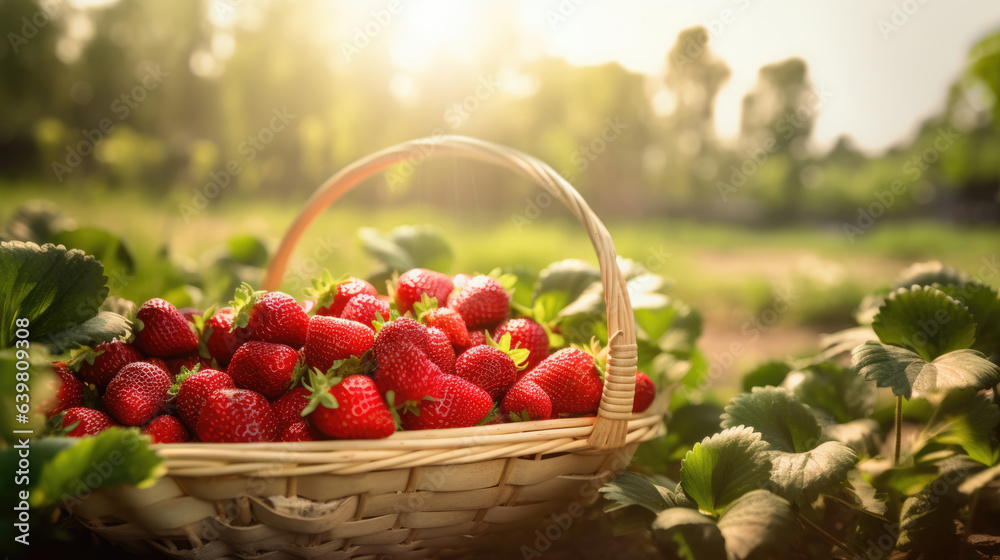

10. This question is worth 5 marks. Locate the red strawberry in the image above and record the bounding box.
[133,298,200,358]
[307,272,378,317]
[522,348,603,415]
[303,372,395,439]
[633,371,655,413]
[60,407,118,437]
[197,307,243,366]
[166,356,214,378]
[103,361,173,426]
[394,268,454,315]
[502,379,552,421]
[75,341,144,388]
[272,386,312,432]
[455,345,518,401]
[425,327,457,376]
[304,316,375,374]
[171,368,235,429]
[453,273,473,289]
[50,364,84,416]
[197,389,277,442]
[341,294,391,330]
[421,306,470,348]
[447,275,510,330]
[403,375,493,430]
[227,341,301,400]
[281,420,324,442]
[373,317,429,358]
[231,284,309,348]
[375,341,445,409]
[142,415,190,443]
[495,318,550,372]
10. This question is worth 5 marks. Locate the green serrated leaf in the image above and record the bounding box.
[935,281,1000,356]
[839,469,889,517]
[852,342,1000,399]
[650,508,726,560]
[680,426,773,516]
[48,226,135,275]
[721,386,822,453]
[0,241,109,348]
[893,261,970,290]
[767,442,858,505]
[39,311,132,354]
[924,390,1000,466]
[30,428,166,508]
[871,285,977,361]
[600,472,677,514]
[716,490,798,560]
[783,362,877,423]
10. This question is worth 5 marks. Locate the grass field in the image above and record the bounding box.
[4,182,998,385]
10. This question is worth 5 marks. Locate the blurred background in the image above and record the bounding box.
[2,0,999,383]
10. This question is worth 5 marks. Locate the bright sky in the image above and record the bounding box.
[369,0,1000,154]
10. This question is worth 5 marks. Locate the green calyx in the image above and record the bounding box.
[301,367,344,416]
[487,331,530,370]
[167,363,203,400]
[372,309,402,333]
[229,282,265,331]
[66,345,106,372]
[303,269,351,314]
[412,294,440,323]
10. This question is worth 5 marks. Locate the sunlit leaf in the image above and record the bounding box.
[741,361,792,392]
[680,426,772,516]
[871,285,976,361]
[893,261,970,291]
[601,472,677,514]
[532,259,601,305]
[39,311,132,354]
[767,442,857,505]
[935,282,1000,356]
[716,490,798,560]
[852,342,1000,399]
[721,386,821,453]
[783,362,877,423]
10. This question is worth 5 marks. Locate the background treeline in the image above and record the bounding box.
[1,0,998,225]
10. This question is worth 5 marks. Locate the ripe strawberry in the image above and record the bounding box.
[425,327,457,376]
[231,284,309,348]
[495,318,550,372]
[166,356,214,378]
[142,415,190,443]
[341,294,391,331]
[455,345,519,401]
[304,316,375,374]
[522,348,603,415]
[303,372,395,439]
[403,375,493,430]
[133,298,200,358]
[453,273,473,289]
[633,371,655,413]
[50,364,84,416]
[307,271,378,317]
[197,307,243,366]
[447,275,510,330]
[502,379,552,421]
[170,368,235,429]
[103,361,173,426]
[272,386,312,432]
[281,420,324,442]
[197,389,277,442]
[60,407,118,437]
[75,340,144,388]
[394,268,454,315]
[227,341,301,400]
[373,317,429,358]
[420,306,470,348]
[375,341,445,409]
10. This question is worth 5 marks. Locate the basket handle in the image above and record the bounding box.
[264,135,636,450]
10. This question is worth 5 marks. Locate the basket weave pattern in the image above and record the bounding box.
[68,136,666,558]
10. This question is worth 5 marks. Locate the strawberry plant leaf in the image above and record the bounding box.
[600,472,679,514]
[650,508,725,560]
[767,441,858,505]
[783,362,877,423]
[532,259,601,306]
[893,261,970,290]
[741,361,792,392]
[871,285,977,361]
[29,428,165,508]
[838,469,889,518]
[48,226,135,275]
[0,241,109,349]
[716,490,798,560]
[895,472,968,557]
[922,389,1000,466]
[679,426,773,516]
[935,282,1000,356]
[39,311,132,354]
[721,387,822,454]
[359,225,452,275]
[852,342,1000,399]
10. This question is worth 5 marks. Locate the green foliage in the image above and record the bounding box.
[721,387,822,453]
[359,225,453,284]
[852,342,1000,399]
[871,285,977,361]
[679,427,773,516]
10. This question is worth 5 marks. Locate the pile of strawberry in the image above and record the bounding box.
[45,268,655,443]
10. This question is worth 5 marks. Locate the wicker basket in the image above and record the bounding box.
[68,136,668,559]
